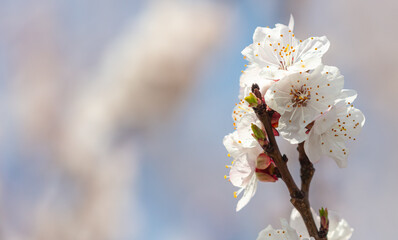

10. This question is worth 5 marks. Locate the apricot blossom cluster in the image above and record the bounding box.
[223,15,363,240]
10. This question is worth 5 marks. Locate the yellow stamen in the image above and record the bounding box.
[284,44,290,52]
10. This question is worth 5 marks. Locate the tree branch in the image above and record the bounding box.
[251,86,326,240]
[253,103,302,199]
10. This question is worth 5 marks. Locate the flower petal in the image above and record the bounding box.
[281,219,302,240]
[256,225,277,240]
[288,57,322,72]
[236,173,258,211]
[253,27,267,43]
[342,107,365,139]
[239,65,276,99]
[260,68,289,80]
[304,131,323,164]
[336,89,357,105]
[295,36,330,63]
[278,111,309,144]
[288,14,294,31]
[237,113,262,148]
[229,154,252,187]
[321,133,348,168]
[223,132,241,158]
[327,218,353,240]
[312,106,338,135]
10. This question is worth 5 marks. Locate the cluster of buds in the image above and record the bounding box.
[255,153,277,182]
[247,89,280,183]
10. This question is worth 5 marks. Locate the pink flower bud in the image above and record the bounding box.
[255,153,278,182]
[271,112,281,128]
[256,153,272,169]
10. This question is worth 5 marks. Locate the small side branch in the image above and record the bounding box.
[297,142,315,198]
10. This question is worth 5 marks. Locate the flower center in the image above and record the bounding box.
[291,86,311,107]
[277,43,295,70]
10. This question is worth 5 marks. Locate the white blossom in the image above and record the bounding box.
[224,100,263,211]
[242,15,330,81]
[239,65,277,100]
[257,219,314,240]
[223,130,262,211]
[290,208,353,240]
[304,91,365,167]
[264,65,344,144]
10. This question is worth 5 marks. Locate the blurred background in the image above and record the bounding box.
[0,0,396,239]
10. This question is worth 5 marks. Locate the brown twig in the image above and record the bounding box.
[251,86,326,240]
[297,143,315,198]
[253,102,302,198]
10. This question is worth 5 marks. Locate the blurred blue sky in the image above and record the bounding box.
[137,1,286,239]
[1,0,397,240]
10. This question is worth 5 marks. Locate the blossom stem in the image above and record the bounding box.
[251,85,326,240]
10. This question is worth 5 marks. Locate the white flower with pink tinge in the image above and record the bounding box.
[290,208,353,240]
[304,90,365,168]
[264,65,344,144]
[224,99,262,211]
[242,15,330,81]
[257,219,314,240]
[223,130,261,212]
[224,99,278,211]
